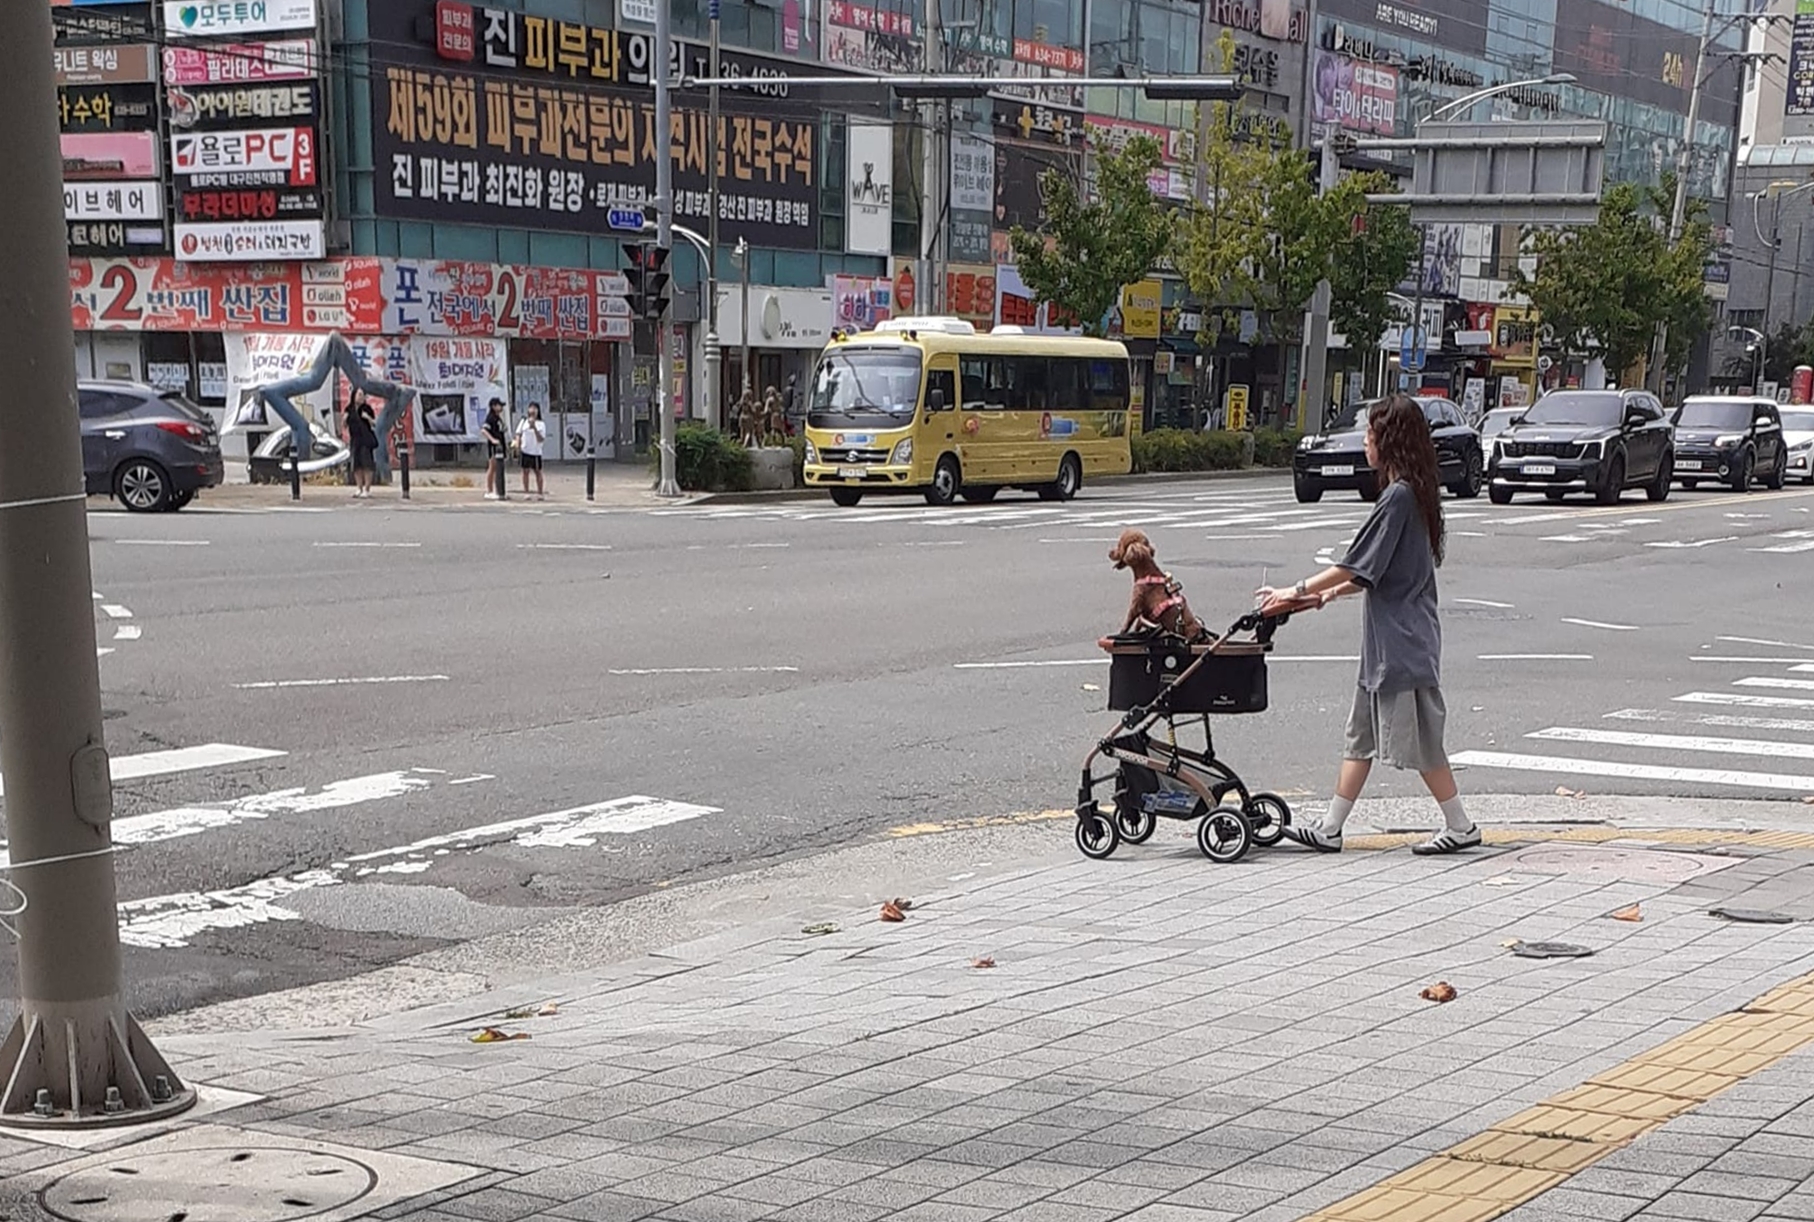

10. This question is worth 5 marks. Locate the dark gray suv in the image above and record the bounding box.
[79,380,225,512]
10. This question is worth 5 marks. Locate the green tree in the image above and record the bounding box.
[1327,176,1421,355]
[1513,180,1714,382]
[1008,133,1172,337]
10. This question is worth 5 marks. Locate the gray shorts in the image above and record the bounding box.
[1345,685,1449,772]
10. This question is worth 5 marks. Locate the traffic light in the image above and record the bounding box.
[620,241,671,322]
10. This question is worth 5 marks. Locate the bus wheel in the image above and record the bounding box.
[1039,454,1081,502]
[925,456,961,506]
[829,487,863,507]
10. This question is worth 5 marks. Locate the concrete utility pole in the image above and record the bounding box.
[704,0,723,430]
[0,0,192,1128]
[1651,0,1716,396]
[920,0,943,315]
[654,0,680,497]
[1299,137,1340,430]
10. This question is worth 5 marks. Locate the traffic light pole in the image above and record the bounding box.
[654,0,681,498]
[0,0,193,1128]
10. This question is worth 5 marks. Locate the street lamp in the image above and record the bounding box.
[1729,323,1765,391]
[1752,178,1814,367]
[1425,73,1577,123]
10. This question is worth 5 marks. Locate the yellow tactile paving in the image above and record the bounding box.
[1302,968,1814,1222]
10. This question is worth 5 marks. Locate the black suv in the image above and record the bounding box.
[1488,388,1675,505]
[1671,395,1788,491]
[1293,395,1485,503]
[79,381,224,512]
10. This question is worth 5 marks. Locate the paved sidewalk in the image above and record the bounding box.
[8,823,1814,1222]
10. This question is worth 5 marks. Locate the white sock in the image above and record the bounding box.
[1324,795,1356,835]
[1438,795,1472,834]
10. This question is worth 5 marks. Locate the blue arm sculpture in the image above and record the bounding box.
[257,332,419,480]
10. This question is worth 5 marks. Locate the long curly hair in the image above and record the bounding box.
[1369,394,1445,566]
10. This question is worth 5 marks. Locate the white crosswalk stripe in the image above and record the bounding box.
[0,741,720,952]
[1456,656,1814,795]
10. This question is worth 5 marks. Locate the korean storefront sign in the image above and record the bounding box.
[1310,51,1397,135]
[1790,0,1814,117]
[69,256,633,342]
[845,122,893,256]
[949,134,994,264]
[163,40,317,85]
[370,2,832,250]
[162,0,320,39]
[55,44,159,86]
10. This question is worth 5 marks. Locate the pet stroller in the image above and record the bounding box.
[1074,610,1296,864]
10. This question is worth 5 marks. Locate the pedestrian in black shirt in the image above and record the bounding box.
[482,398,507,499]
[347,391,379,499]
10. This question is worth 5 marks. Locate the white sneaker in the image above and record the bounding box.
[1413,825,1482,856]
[1283,824,1343,853]
[483,492,499,501]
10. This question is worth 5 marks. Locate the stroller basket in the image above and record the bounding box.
[1106,639,1269,714]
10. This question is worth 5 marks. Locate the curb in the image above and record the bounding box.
[696,466,1293,505]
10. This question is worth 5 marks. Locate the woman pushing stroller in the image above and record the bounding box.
[1257,393,1481,857]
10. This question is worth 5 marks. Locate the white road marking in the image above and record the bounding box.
[0,742,284,799]
[112,539,211,547]
[1453,531,1488,538]
[448,773,495,785]
[1496,512,1579,525]
[1676,691,1814,710]
[1691,657,1814,664]
[1646,537,1739,549]
[1541,534,1601,543]
[1719,635,1814,652]
[233,675,450,690]
[1726,512,1772,520]
[1454,598,1515,609]
[0,769,453,869]
[312,541,421,549]
[1038,537,1124,544]
[96,648,114,658]
[900,540,966,547]
[1606,708,1814,733]
[1560,618,1639,632]
[1450,750,1814,793]
[113,625,142,641]
[515,543,612,551]
[606,666,800,675]
[101,604,132,619]
[117,794,718,949]
[1750,541,1814,553]
[1477,654,1594,661]
[1527,725,1814,761]
[1736,677,1814,692]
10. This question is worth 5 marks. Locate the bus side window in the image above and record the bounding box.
[985,358,1008,409]
[1014,357,1049,412]
[925,367,956,414]
[1049,358,1085,410]
[960,357,989,410]
[1087,358,1129,412]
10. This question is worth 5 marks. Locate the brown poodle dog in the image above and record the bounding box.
[1099,528,1210,647]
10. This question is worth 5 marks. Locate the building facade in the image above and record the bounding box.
[56,0,1749,456]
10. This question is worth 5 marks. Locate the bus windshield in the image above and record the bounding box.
[809,348,923,424]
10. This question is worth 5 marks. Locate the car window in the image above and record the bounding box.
[1783,409,1814,431]
[78,391,135,420]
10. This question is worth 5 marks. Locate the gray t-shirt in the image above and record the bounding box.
[1340,481,1440,693]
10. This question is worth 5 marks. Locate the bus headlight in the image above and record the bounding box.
[889,438,914,465]
[804,439,819,464]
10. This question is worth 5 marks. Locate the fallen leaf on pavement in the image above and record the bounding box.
[1610,904,1642,922]
[470,1027,531,1043]
[880,901,906,923]
[537,1002,559,1016]
[802,922,840,936]
[1555,787,1585,800]
[1803,796,1814,805]
[1501,939,1522,949]
[890,897,915,910]
[971,956,996,969]
[501,1002,560,1020]
[1419,982,1458,1003]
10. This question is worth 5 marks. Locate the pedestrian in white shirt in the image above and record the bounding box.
[515,403,546,499]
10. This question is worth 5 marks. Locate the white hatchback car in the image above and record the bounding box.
[1784,406,1814,484]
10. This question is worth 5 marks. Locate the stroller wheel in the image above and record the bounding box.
[1197,806,1253,864]
[1245,792,1292,848]
[1075,811,1122,860]
[1114,806,1157,845]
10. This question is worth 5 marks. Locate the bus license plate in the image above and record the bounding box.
[1524,463,1556,476]
[838,466,865,480]
[1320,464,1354,476]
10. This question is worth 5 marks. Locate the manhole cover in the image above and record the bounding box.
[1505,845,1737,885]
[1511,941,1594,959]
[42,1147,377,1222]
[1712,907,1797,925]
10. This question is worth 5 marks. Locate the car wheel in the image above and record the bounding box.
[1489,485,1514,505]
[1038,454,1081,502]
[167,489,196,512]
[1450,449,1483,499]
[924,455,961,506]
[114,460,172,513]
[1730,449,1755,493]
[959,486,999,503]
[1595,454,1626,506]
[1647,453,1672,503]
[828,487,863,507]
[1293,476,1323,504]
[1765,448,1788,491]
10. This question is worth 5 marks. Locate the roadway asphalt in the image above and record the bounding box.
[4,470,1813,1023]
